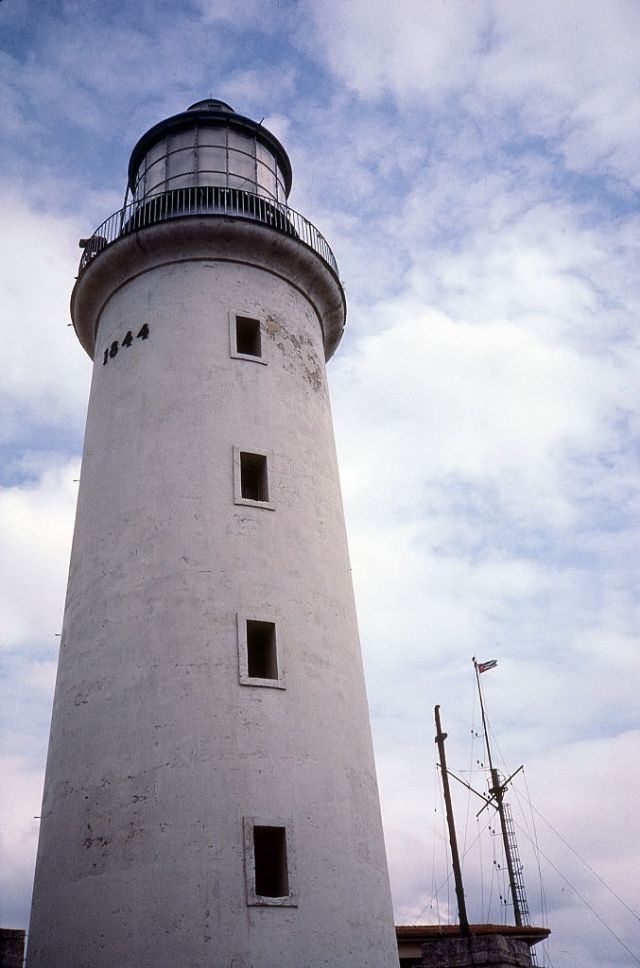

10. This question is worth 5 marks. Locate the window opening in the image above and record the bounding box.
[253,826,289,898]
[240,452,268,502]
[246,621,278,680]
[235,316,262,357]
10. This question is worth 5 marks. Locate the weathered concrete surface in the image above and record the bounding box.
[27,220,398,967]
[421,934,532,967]
[70,218,346,361]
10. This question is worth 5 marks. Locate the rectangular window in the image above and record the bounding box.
[236,316,262,357]
[246,621,278,679]
[237,613,284,689]
[230,313,266,363]
[254,826,289,898]
[240,451,268,502]
[233,447,274,510]
[243,817,297,906]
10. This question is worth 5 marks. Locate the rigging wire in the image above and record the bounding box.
[461,809,499,922]
[430,754,444,924]
[511,813,640,966]
[426,671,637,966]
[462,683,479,861]
[516,788,640,923]
[469,696,546,932]
[504,767,548,932]
[477,794,486,920]
[416,738,452,926]
[435,738,451,923]
[460,674,637,967]
[475,721,637,964]
[413,805,495,925]
[461,687,520,928]
[457,686,481,924]
[486,818,498,923]
[413,867,453,926]
[521,768,550,930]
[493,820,511,926]
[444,778,451,921]
[487,819,506,924]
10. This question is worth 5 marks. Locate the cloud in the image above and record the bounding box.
[0,457,77,926]
[304,0,490,101]
[0,192,91,448]
[333,299,632,530]
[0,459,79,649]
[479,1,640,183]
[306,0,640,185]
[0,756,43,926]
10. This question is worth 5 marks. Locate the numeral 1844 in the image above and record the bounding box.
[103,324,150,365]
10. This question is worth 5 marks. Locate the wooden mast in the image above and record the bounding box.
[434,704,471,937]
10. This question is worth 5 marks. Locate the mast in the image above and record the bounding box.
[434,705,471,937]
[473,658,526,927]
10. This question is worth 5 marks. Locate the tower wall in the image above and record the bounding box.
[27,221,398,967]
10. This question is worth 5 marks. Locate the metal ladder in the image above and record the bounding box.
[503,802,538,965]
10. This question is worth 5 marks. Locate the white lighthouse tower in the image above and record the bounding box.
[27,100,399,968]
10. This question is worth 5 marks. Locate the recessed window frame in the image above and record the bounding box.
[237,612,285,689]
[229,312,267,364]
[233,446,275,510]
[243,817,297,907]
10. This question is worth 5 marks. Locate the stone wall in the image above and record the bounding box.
[0,930,25,968]
[421,933,532,967]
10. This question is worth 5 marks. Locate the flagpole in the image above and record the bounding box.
[473,657,496,776]
[472,657,524,927]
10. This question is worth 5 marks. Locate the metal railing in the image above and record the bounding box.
[78,186,338,276]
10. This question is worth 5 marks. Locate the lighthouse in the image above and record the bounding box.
[27,100,399,967]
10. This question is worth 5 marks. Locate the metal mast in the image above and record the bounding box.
[473,658,532,929]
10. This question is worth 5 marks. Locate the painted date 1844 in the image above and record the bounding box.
[103,324,150,365]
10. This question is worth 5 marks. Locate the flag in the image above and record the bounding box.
[477,659,498,673]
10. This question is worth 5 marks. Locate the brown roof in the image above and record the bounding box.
[396,924,550,946]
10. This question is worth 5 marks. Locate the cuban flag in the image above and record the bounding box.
[477,659,498,673]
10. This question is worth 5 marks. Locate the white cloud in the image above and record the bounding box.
[480,1,640,182]
[334,300,629,529]
[306,0,640,184]
[304,0,490,101]
[0,192,91,440]
[0,460,79,650]
[0,756,43,926]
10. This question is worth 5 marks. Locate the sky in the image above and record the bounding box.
[1,1,639,965]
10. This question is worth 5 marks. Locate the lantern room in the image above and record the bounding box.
[127,99,292,205]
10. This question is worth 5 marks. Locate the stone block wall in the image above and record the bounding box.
[0,930,25,968]
[421,933,532,967]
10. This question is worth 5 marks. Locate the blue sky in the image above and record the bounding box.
[1,2,639,965]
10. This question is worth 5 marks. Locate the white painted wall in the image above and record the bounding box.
[27,221,398,968]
